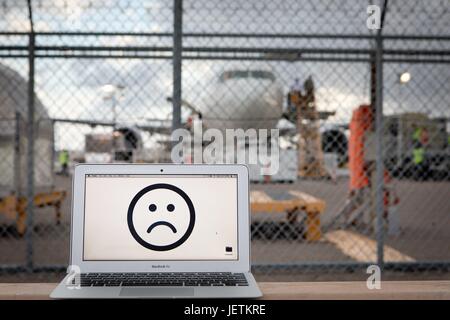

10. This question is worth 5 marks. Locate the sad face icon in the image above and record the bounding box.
[127,184,196,251]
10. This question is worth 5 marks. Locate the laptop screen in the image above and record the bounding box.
[82,174,238,261]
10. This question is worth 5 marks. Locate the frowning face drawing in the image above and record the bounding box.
[127,184,196,251]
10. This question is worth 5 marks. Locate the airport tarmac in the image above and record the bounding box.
[1,174,449,281]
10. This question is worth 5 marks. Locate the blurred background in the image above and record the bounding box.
[0,0,449,282]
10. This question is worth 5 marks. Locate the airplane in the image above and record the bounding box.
[52,69,347,165]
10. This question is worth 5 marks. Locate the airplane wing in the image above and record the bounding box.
[51,118,172,135]
[166,96,202,118]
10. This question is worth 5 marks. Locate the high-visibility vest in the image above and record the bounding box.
[59,151,69,165]
[412,148,424,165]
[413,128,422,141]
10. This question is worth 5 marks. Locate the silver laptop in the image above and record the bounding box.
[51,164,262,298]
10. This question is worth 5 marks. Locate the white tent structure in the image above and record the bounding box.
[0,63,54,197]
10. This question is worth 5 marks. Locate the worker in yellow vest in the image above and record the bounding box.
[411,126,428,180]
[59,150,69,176]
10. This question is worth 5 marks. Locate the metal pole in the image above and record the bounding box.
[14,112,22,197]
[50,121,55,188]
[172,0,183,132]
[25,0,35,271]
[375,33,384,270]
[374,0,388,270]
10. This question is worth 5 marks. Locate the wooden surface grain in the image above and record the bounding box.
[0,281,449,300]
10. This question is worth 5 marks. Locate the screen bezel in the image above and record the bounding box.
[70,164,250,273]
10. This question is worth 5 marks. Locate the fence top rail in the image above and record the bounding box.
[0,31,449,41]
[1,45,449,59]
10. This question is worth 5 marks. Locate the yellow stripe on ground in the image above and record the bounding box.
[324,230,415,262]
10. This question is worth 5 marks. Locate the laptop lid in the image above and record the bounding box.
[70,164,250,273]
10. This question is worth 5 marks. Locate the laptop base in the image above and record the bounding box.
[50,272,262,299]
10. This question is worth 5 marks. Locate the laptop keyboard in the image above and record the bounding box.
[71,272,248,287]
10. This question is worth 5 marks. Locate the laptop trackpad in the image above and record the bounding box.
[120,287,195,297]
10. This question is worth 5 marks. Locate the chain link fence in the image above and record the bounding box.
[0,0,449,282]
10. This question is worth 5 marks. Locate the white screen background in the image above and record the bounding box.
[83,175,238,260]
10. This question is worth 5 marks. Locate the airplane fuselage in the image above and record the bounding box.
[198,70,284,131]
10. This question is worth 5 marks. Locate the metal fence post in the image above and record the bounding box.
[14,112,22,198]
[172,0,183,133]
[26,0,35,272]
[375,33,384,270]
[375,1,388,270]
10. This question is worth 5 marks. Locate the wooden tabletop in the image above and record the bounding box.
[1,281,449,300]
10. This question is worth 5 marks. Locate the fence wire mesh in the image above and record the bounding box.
[0,0,449,282]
